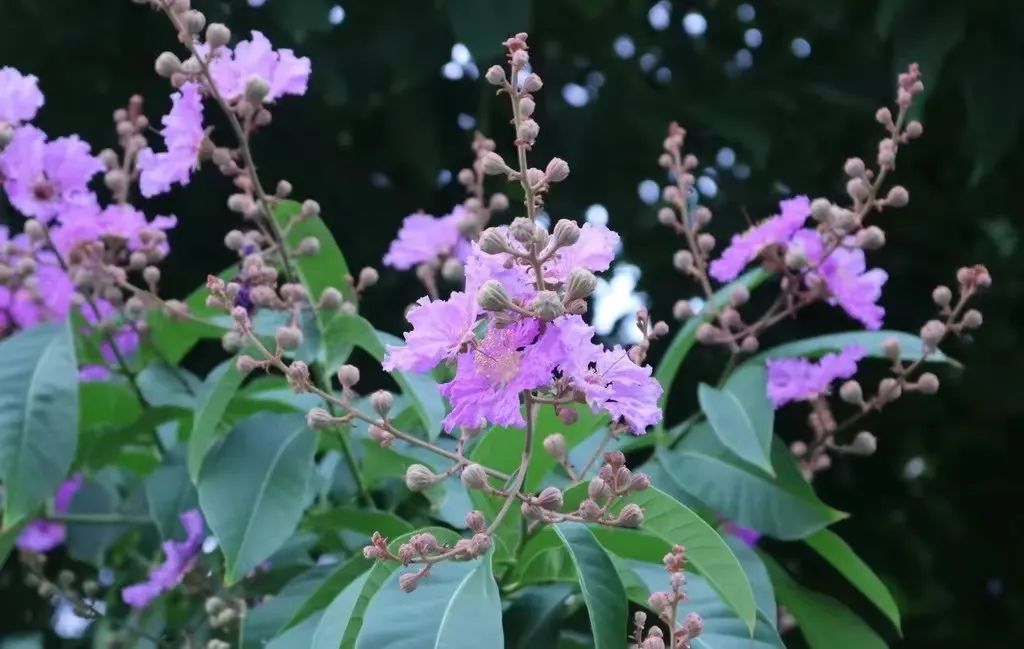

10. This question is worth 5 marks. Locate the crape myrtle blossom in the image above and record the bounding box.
[765,345,866,407]
[137,82,206,198]
[122,509,205,609]
[382,207,473,270]
[15,474,84,553]
[50,204,178,259]
[709,195,810,282]
[0,66,44,125]
[203,31,311,103]
[0,125,102,221]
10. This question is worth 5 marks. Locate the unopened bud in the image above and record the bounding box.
[535,487,563,511]
[143,266,161,285]
[557,406,578,425]
[482,152,511,176]
[885,185,909,207]
[461,463,488,489]
[275,325,303,350]
[695,323,721,345]
[856,225,886,250]
[616,503,645,527]
[236,355,260,374]
[155,51,182,78]
[485,65,506,86]
[839,380,863,405]
[878,377,902,403]
[296,236,320,256]
[245,75,270,104]
[404,464,439,492]
[784,247,808,270]
[651,321,669,338]
[578,498,603,521]
[276,179,293,197]
[542,433,567,459]
[477,279,514,311]
[904,120,923,138]
[810,198,832,222]
[629,473,651,491]
[544,158,570,182]
[370,389,393,416]
[916,372,940,394]
[920,319,946,348]
[697,233,716,253]
[931,285,952,307]
[519,96,536,117]
[882,337,901,361]
[566,268,597,302]
[206,23,231,49]
[337,364,360,388]
[0,123,13,149]
[961,309,983,329]
[479,228,511,255]
[368,424,395,447]
[398,572,419,593]
[358,267,379,289]
[517,118,540,142]
[850,431,877,456]
[489,193,509,211]
[729,286,750,307]
[531,291,565,321]
[552,219,581,248]
[843,157,866,177]
[875,107,893,125]
[301,199,321,220]
[306,407,335,430]
[740,336,759,353]
[673,250,694,272]
[319,287,344,310]
[465,510,486,532]
[588,477,611,501]
[672,300,693,321]
[521,73,543,93]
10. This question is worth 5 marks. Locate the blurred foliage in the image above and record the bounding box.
[1,0,1022,646]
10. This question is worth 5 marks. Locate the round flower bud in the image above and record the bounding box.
[578,498,603,521]
[850,431,877,456]
[275,179,293,197]
[542,433,567,459]
[916,372,940,394]
[535,486,564,511]
[882,337,901,361]
[205,23,231,49]
[482,152,511,176]
[810,198,832,222]
[184,9,206,34]
[729,285,750,307]
[456,168,475,186]
[740,336,760,353]
[839,380,863,405]
[629,473,651,491]
[479,228,511,255]
[673,250,694,272]
[220,330,241,353]
[398,573,419,593]
[531,291,565,321]
[236,355,260,374]
[875,106,893,125]
[154,51,182,78]
[319,287,344,310]
[296,236,321,256]
[306,407,336,430]
[557,406,578,425]
[223,229,245,251]
[961,309,983,329]
[519,96,536,117]
[245,75,271,104]
[465,510,486,532]
[517,118,540,143]
[695,323,721,345]
[694,206,713,227]
[651,321,669,338]
[697,233,716,253]
[878,377,903,403]
[143,266,161,285]
[843,157,866,177]
[672,300,693,321]
[521,73,543,93]
[368,424,395,447]
[682,612,704,637]
[404,464,439,492]
[587,477,611,501]
[509,217,536,244]
[275,325,303,350]
[657,207,677,227]
[477,279,515,312]
[931,285,952,307]
[552,219,581,248]
[545,157,570,183]
[441,258,464,283]
[856,225,886,250]
[336,364,360,388]
[358,267,380,289]
[370,389,394,416]
[301,199,321,220]
[885,185,909,207]
[460,463,488,489]
[784,247,808,270]
[484,65,506,86]
[920,319,946,348]
[489,193,510,212]
[616,503,645,527]
[905,120,923,139]
[566,268,597,303]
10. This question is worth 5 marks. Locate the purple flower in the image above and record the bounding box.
[382,207,471,270]
[552,315,662,434]
[709,195,810,282]
[463,238,535,301]
[439,319,562,431]
[544,223,620,282]
[0,67,44,125]
[15,475,84,553]
[789,230,888,330]
[206,31,311,102]
[382,288,479,373]
[765,345,866,407]
[0,125,101,221]
[138,82,205,198]
[0,262,74,330]
[122,510,204,609]
[721,521,761,547]
[50,204,177,258]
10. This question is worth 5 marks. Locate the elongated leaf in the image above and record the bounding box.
[244,565,333,648]
[145,451,197,539]
[748,330,955,365]
[698,373,774,475]
[655,268,772,403]
[647,425,845,540]
[356,548,504,649]
[137,363,201,409]
[189,359,246,482]
[805,529,901,632]
[552,523,627,649]
[762,553,887,649]
[302,506,413,540]
[198,413,316,582]
[323,315,445,438]
[80,381,142,432]
[284,555,371,631]
[0,320,79,526]
[504,584,573,649]
[273,199,355,304]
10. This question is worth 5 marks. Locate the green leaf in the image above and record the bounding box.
[748,330,956,365]
[323,315,445,438]
[146,266,236,364]
[805,529,901,632]
[272,198,355,306]
[66,476,134,565]
[0,320,79,526]
[698,373,774,475]
[284,555,371,631]
[302,506,413,540]
[647,425,846,540]
[552,523,627,649]
[198,412,317,583]
[137,363,202,409]
[80,381,142,432]
[0,519,29,567]
[189,359,246,482]
[762,553,887,649]
[356,547,504,649]
[244,565,334,648]
[145,450,197,540]
[311,572,373,649]
[503,584,573,649]
[655,269,772,403]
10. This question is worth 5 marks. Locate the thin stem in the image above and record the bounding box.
[485,393,535,536]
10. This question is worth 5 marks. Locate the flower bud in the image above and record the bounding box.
[275,179,293,197]
[740,336,759,353]
[839,380,863,405]
[878,377,902,403]
[535,486,564,511]
[673,250,694,272]
[531,291,565,321]
[920,319,946,348]
[916,372,940,394]
[482,152,511,176]
[849,431,877,456]
[236,355,260,374]
[697,233,716,253]
[465,510,486,532]
[489,193,509,212]
[565,268,597,303]
[301,199,321,220]
[616,503,645,527]
[557,406,578,425]
[695,323,721,345]
[519,96,536,117]
[682,612,704,638]
[336,364,360,388]
[657,207,677,227]
[961,309,983,329]
[319,287,344,310]
[856,225,886,250]
[651,321,669,338]
[143,266,161,285]
[545,157,570,183]
[875,106,893,125]
[904,120,923,138]
[245,75,270,104]
[810,198,832,222]
[578,498,603,521]
[370,389,393,416]
[729,285,750,307]
[520,71,543,92]
[398,572,419,593]
[588,477,611,501]
[672,300,693,321]
[542,433,567,459]
[475,228,509,257]
[694,206,712,227]
[154,52,182,78]
[306,407,336,430]
[295,236,320,257]
[206,23,231,49]
[485,65,506,85]
[885,185,909,207]
[368,424,395,447]
[784,247,808,270]
[931,285,952,307]
[843,157,866,177]
[477,279,514,312]
[629,473,651,491]
[552,219,581,248]
[517,118,540,143]
[404,464,439,492]
[184,9,206,33]
[882,337,901,361]
[460,463,488,490]
[358,267,380,289]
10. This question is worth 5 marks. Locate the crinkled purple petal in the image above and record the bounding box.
[710,195,810,282]
[766,345,867,407]
[138,82,204,198]
[0,66,44,124]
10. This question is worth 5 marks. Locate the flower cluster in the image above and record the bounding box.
[122,509,204,609]
[15,475,83,553]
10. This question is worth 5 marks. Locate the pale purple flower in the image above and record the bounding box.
[15,474,83,553]
[0,125,101,221]
[709,195,811,282]
[382,289,479,373]
[383,207,471,270]
[122,510,204,609]
[50,204,177,257]
[552,315,662,434]
[463,238,534,301]
[206,31,311,102]
[440,318,562,431]
[137,82,205,198]
[765,345,866,407]
[789,230,888,330]
[722,521,761,547]
[544,223,620,281]
[0,262,74,330]
[0,67,44,124]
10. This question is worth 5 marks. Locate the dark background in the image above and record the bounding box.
[2,0,1022,646]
